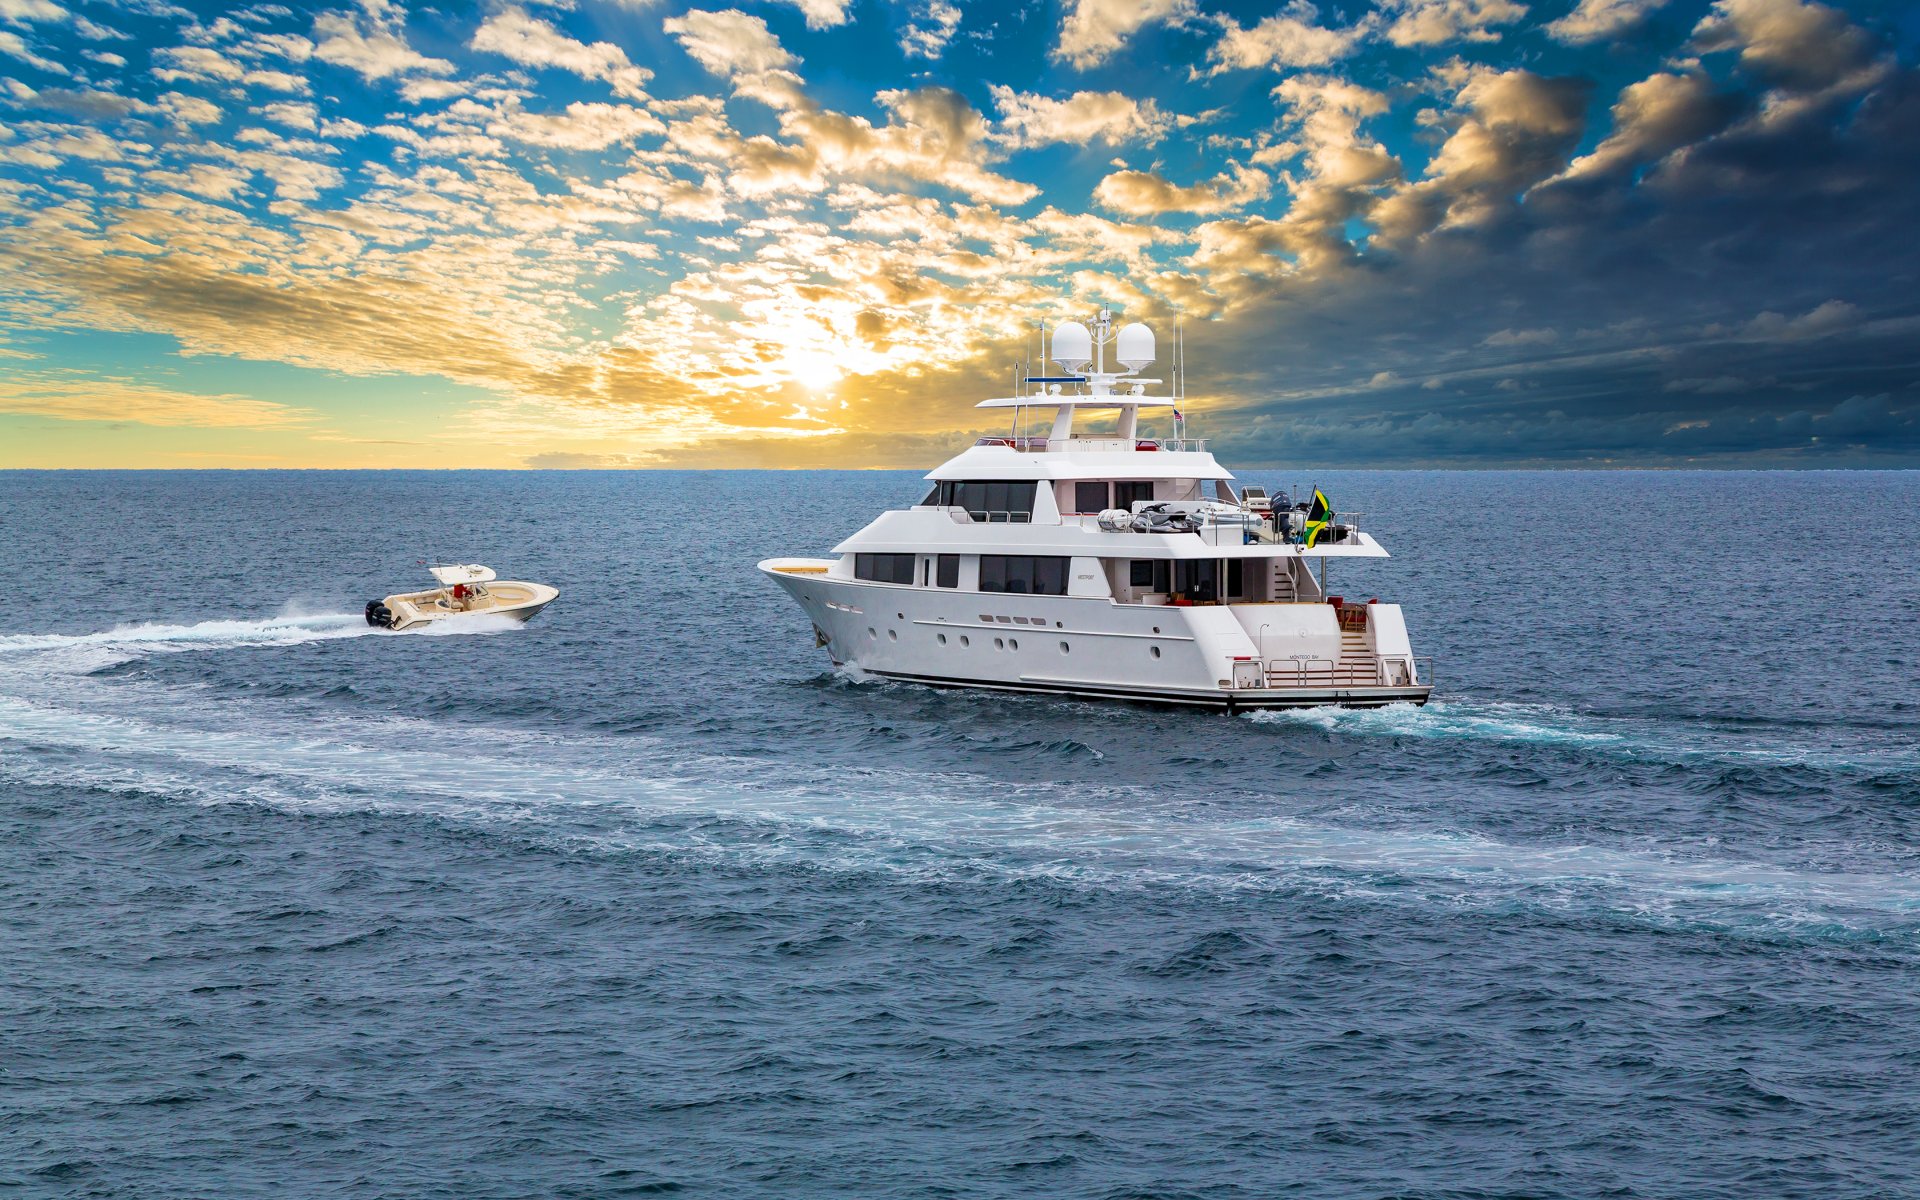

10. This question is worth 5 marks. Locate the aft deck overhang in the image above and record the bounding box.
[833,511,1390,558]
[925,444,1231,482]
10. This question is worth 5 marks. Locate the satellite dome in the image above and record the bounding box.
[1050,320,1092,372]
[1116,321,1155,371]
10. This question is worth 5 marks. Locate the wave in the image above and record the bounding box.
[0,614,372,660]
[0,608,531,675]
[1247,700,1920,774]
[4,682,1918,943]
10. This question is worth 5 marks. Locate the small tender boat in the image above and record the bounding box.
[365,564,558,631]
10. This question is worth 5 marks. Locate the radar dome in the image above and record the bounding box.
[1116,321,1155,371]
[1050,321,1092,372]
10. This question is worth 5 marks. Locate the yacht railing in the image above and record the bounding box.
[1262,655,1434,689]
[973,436,1209,453]
[945,508,1034,524]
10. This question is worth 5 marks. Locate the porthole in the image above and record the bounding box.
[960,635,970,647]
[1150,645,1162,659]
[937,633,948,645]
[867,627,877,640]
[994,637,1005,650]
[1009,638,1019,651]
[888,630,898,642]
[1059,641,1070,654]
[1152,626,1161,634]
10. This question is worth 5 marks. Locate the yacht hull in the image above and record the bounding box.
[760,560,1430,711]
[370,581,559,632]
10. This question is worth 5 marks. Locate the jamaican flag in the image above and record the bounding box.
[1302,488,1333,548]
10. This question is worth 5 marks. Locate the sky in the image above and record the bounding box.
[0,0,1916,468]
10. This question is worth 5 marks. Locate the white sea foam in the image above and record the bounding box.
[0,611,375,674]
[3,676,1917,939]
[1247,700,1920,773]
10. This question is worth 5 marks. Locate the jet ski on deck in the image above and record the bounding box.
[365,564,558,631]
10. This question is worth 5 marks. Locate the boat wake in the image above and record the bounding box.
[3,669,1917,943]
[0,612,377,675]
[0,608,531,675]
[1248,700,1920,774]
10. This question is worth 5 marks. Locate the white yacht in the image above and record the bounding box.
[759,311,1432,710]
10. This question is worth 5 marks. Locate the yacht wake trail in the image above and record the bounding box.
[3,680,1918,942]
[0,612,375,674]
[1248,700,1920,774]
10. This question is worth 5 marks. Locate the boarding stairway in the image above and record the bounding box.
[1262,601,1384,688]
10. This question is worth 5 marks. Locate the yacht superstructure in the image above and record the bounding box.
[758,311,1432,710]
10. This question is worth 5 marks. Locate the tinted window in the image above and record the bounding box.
[1174,559,1219,602]
[936,555,959,588]
[854,553,915,584]
[1035,557,1068,596]
[1227,558,1244,597]
[1115,481,1154,509]
[942,480,1036,521]
[979,556,1071,596]
[979,555,1007,592]
[1129,559,1172,592]
[1074,481,1109,513]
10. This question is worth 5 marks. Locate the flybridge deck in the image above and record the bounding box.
[757,308,1432,710]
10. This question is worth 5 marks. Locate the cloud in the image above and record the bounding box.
[1546,0,1668,43]
[470,8,652,100]
[311,4,453,82]
[0,376,311,428]
[663,8,795,78]
[776,0,852,31]
[1483,327,1559,346]
[990,87,1171,148]
[1692,0,1879,93]
[0,0,66,23]
[0,29,67,73]
[898,0,961,61]
[1378,0,1527,46]
[1734,298,1859,340]
[1556,71,1740,182]
[1094,162,1269,216]
[487,100,665,150]
[1054,0,1195,70]
[1375,66,1590,239]
[3,0,1919,467]
[1201,7,1368,75]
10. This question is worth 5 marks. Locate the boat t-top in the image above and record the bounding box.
[365,564,558,631]
[758,309,1432,709]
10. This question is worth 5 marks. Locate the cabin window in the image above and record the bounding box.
[1227,558,1245,598]
[1114,481,1154,510]
[937,480,1035,522]
[979,555,1071,596]
[1174,559,1219,603]
[1074,481,1109,513]
[853,553,916,584]
[936,554,959,588]
[919,485,940,506]
[1129,559,1171,592]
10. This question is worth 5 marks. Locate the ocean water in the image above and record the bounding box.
[2,468,1918,1199]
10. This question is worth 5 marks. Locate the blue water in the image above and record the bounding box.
[3,469,1918,1198]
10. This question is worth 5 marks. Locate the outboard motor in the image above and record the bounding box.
[365,599,394,628]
